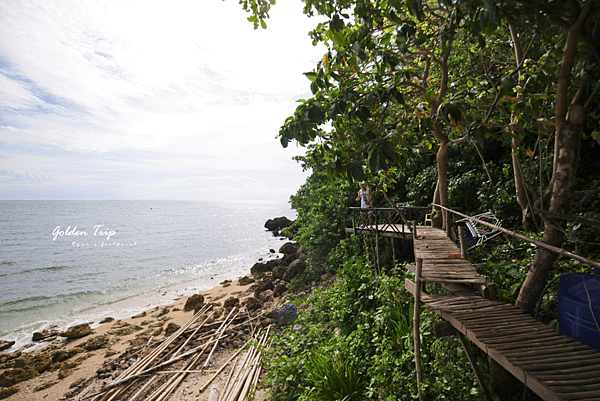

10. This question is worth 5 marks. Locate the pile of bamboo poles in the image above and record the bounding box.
[216,326,271,401]
[85,304,269,401]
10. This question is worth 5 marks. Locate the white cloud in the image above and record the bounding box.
[0,0,321,199]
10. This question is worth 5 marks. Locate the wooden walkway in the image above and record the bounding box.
[406,227,600,401]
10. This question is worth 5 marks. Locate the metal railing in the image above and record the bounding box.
[349,206,430,237]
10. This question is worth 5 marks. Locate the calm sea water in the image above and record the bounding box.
[0,200,294,349]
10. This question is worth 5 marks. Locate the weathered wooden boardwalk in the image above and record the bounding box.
[406,226,600,401]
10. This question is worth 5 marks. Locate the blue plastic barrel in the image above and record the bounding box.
[558,271,600,352]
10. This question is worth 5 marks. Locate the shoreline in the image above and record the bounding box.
[0,244,285,353]
[0,275,272,401]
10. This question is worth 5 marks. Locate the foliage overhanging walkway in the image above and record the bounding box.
[406,226,600,401]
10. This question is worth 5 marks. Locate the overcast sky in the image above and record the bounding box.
[0,0,325,201]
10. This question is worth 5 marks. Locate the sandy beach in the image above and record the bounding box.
[0,275,286,401]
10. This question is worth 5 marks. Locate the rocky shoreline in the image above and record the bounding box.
[0,217,306,401]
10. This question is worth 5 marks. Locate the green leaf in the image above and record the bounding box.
[304,72,318,82]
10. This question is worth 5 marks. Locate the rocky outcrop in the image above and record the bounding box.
[223,297,239,309]
[0,367,38,388]
[164,323,180,337]
[250,262,270,277]
[59,323,92,339]
[0,340,14,352]
[184,293,204,312]
[279,242,300,255]
[32,329,58,342]
[264,216,294,232]
[238,276,255,286]
[283,259,306,282]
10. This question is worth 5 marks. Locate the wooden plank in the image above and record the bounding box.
[502,343,593,359]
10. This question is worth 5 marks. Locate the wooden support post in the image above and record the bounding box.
[391,237,396,268]
[458,225,467,259]
[412,220,417,239]
[375,229,380,275]
[414,257,424,401]
[457,332,493,401]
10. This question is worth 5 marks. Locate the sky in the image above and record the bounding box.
[0,0,326,201]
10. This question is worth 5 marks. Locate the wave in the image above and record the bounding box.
[0,263,80,278]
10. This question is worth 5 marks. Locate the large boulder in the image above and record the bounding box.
[32,329,58,342]
[0,340,15,352]
[184,294,205,312]
[59,323,92,339]
[253,279,274,298]
[283,259,306,282]
[223,297,239,309]
[0,367,38,387]
[279,242,300,255]
[250,262,270,278]
[242,297,262,311]
[264,217,293,232]
[272,265,287,280]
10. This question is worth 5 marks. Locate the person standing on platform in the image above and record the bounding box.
[355,183,373,227]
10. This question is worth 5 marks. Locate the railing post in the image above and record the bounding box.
[414,257,424,400]
[458,225,467,258]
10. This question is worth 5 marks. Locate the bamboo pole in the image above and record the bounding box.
[148,308,239,401]
[222,327,270,401]
[98,305,212,401]
[414,258,424,401]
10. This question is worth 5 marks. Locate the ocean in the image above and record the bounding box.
[0,200,295,350]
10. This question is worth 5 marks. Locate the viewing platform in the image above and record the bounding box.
[344,206,429,239]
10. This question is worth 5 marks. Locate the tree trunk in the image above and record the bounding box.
[516,108,583,312]
[436,132,450,230]
[515,0,592,313]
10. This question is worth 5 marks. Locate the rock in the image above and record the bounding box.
[164,323,180,337]
[52,349,81,363]
[58,368,73,379]
[223,297,239,309]
[267,259,282,269]
[0,351,21,366]
[99,317,115,324]
[279,242,300,255]
[269,248,276,253]
[152,307,170,318]
[272,266,288,280]
[59,323,92,339]
[253,279,274,298]
[238,276,255,286]
[32,329,58,342]
[258,290,274,303]
[12,353,52,374]
[250,262,269,277]
[35,380,59,392]
[283,259,306,282]
[282,253,298,265]
[131,311,146,318]
[0,340,15,352]
[82,334,110,351]
[0,367,38,387]
[0,385,19,399]
[264,216,293,232]
[274,282,288,296]
[241,297,261,311]
[107,321,142,336]
[184,294,205,312]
